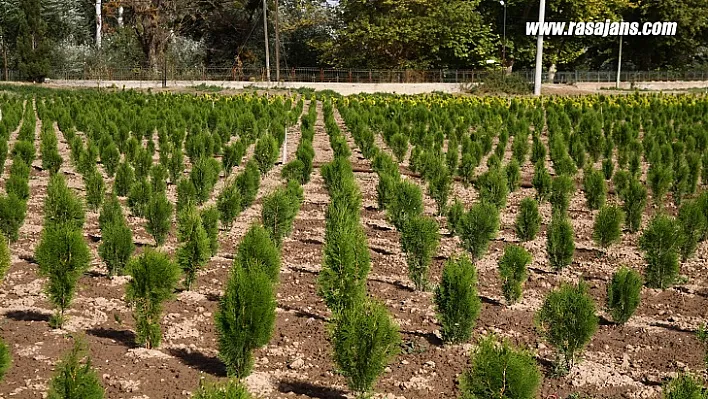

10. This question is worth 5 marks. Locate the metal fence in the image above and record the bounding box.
[6,67,708,84]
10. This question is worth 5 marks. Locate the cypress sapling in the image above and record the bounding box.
[515,197,541,242]
[546,215,575,271]
[498,245,532,304]
[400,215,440,290]
[592,205,625,250]
[47,339,104,399]
[145,193,173,247]
[606,266,642,324]
[434,255,481,344]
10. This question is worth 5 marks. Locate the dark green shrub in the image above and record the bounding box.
[498,245,532,304]
[434,255,481,344]
[662,374,706,399]
[201,205,220,256]
[236,224,281,283]
[536,281,598,373]
[6,158,30,201]
[475,167,508,209]
[428,167,452,215]
[217,182,242,230]
[126,249,181,348]
[505,160,521,192]
[176,177,197,214]
[216,264,276,379]
[0,193,27,242]
[458,152,477,187]
[376,173,398,211]
[132,148,152,180]
[400,216,440,290]
[47,339,105,399]
[44,173,85,231]
[515,197,541,242]
[150,164,168,195]
[648,163,672,207]
[550,175,575,216]
[177,205,211,290]
[192,380,252,399]
[167,145,185,183]
[592,205,624,249]
[582,168,607,210]
[387,180,423,230]
[331,299,400,397]
[602,158,614,181]
[677,199,705,261]
[98,196,134,277]
[459,202,499,260]
[389,133,408,163]
[0,336,10,383]
[84,171,105,212]
[145,193,173,247]
[460,335,541,399]
[606,266,642,324]
[191,157,221,204]
[100,142,119,177]
[621,177,647,233]
[447,197,465,236]
[532,161,552,202]
[41,128,62,174]
[546,215,575,271]
[235,160,260,209]
[12,140,35,166]
[221,143,241,175]
[127,178,152,218]
[36,226,90,328]
[261,186,301,247]
[640,214,682,289]
[114,162,134,197]
[254,134,279,175]
[0,234,9,282]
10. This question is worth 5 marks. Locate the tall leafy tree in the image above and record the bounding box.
[15,0,51,81]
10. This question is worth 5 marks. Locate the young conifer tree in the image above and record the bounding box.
[47,338,105,399]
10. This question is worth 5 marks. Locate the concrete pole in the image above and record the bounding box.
[616,34,623,89]
[96,0,102,48]
[533,0,546,96]
[263,0,271,82]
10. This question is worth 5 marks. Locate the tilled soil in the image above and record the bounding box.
[0,98,707,399]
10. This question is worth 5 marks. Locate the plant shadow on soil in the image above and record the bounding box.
[277,379,348,399]
[167,347,227,377]
[86,327,137,348]
[4,310,51,322]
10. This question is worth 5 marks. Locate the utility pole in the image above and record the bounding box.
[96,0,102,48]
[274,0,280,83]
[533,0,546,96]
[263,0,270,82]
[616,33,623,89]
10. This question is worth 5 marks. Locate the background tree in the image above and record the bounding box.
[15,0,51,81]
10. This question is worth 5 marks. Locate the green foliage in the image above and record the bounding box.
[458,152,477,187]
[0,336,10,383]
[620,177,648,233]
[475,167,508,209]
[434,255,481,344]
[83,171,105,212]
[190,157,221,204]
[35,226,90,328]
[177,205,212,290]
[515,197,541,242]
[505,160,521,192]
[606,267,642,324]
[217,182,242,230]
[114,162,134,197]
[192,380,252,399]
[127,178,153,218]
[447,197,465,236]
[0,234,10,282]
[44,174,85,231]
[376,173,398,210]
[254,135,279,175]
[662,374,706,399]
[176,177,197,214]
[648,163,673,207]
[400,216,439,290]
[582,168,607,210]
[41,128,62,174]
[201,205,220,256]
[536,282,598,373]
[387,179,423,230]
[145,193,173,247]
[235,161,260,209]
[467,73,533,95]
[12,140,35,166]
[100,142,120,177]
[532,161,552,203]
[639,214,682,289]
[592,205,625,249]
[47,339,104,399]
[6,158,30,201]
[150,164,168,195]
[550,175,575,216]
[389,133,408,163]
[498,245,532,304]
[428,167,452,215]
[0,193,27,242]
[216,264,276,379]
[546,215,575,271]
[602,158,614,181]
[98,196,134,277]
[236,225,281,283]
[261,184,303,247]
[460,335,541,399]
[459,202,499,260]
[677,199,706,261]
[331,299,400,397]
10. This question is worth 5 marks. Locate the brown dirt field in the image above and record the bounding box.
[0,96,706,399]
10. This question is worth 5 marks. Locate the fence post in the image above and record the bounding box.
[319,68,324,82]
